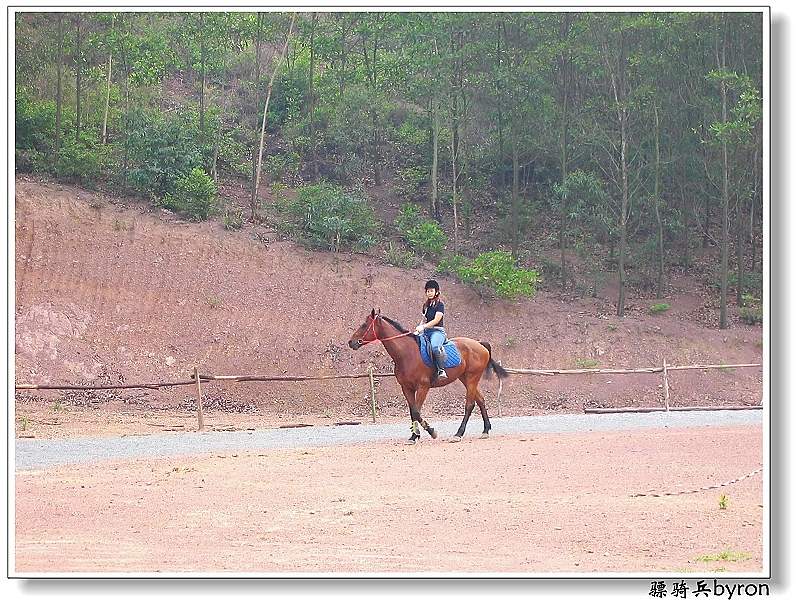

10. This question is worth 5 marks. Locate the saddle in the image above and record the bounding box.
[417,334,462,368]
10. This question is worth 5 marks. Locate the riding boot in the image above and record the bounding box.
[433,347,447,380]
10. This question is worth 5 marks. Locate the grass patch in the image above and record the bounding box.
[696,550,751,563]
[648,302,670,315]
[576,357,600,369]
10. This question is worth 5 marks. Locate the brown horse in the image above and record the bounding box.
[348,308,508,443]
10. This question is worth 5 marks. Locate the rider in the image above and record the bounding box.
[414,279,448,380]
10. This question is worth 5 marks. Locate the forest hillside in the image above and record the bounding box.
[14,11,764,421]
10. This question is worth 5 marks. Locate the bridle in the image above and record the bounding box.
[357,314,415,347]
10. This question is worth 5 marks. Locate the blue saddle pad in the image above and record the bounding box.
[418,335,462,368]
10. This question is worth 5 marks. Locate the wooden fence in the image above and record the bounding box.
[15,361,762,431]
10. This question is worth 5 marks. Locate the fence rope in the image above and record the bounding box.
[14,362,762,392]
[631,467,763,498]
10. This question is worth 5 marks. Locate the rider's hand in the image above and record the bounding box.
[415,324,424,334]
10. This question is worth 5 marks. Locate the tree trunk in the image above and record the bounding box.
[308,12,318,181]
[430,101,439,220]
[199,13,206,134]
[718,16,729,329]
[450,117,459,251]
[102,52,112,144]
[558,15,572,288]
[211,76,226,183]
[75,14,82,142]
[252,14,296,221]
[511,141,521,258]
[736,196,744,305]
[654,101,665,299]
[617,113,629,317]
[54,14,64,159]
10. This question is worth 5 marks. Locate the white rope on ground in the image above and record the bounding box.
[631,467,763,498]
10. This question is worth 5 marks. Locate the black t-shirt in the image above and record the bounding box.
[423,300,445,328]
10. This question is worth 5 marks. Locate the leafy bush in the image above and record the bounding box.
[15,91,56,154]
[264,151,301,185]
[435,254,470,276]
[278,182,378,252]
[406,221,447,258]
[451,250,541,299]
[160,168,217,221]
[394,203,424,235]
[648,303,670,315]
[124,108,208,197]
[394,166,428,199]
[738,305,762,325]
[54,139,110,184]
[393,203,446,258]
[222,207,244,230]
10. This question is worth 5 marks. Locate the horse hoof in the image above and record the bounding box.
[480,433,490,439]
[430,430,438,439]
[449,436,462,443]
[405,438,417,445]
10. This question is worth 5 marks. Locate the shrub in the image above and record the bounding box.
[394,203,424,236]
[124,107,208,197]
[15,91,56,154]
[453,251,540,299]
[393,203,447,258]
[54,139,110,184]
[648,303,670,315]
[436,254,470,276]
[394,166,428,199]
[278,182,378,252]
[739,305,762,325]
[406,221,447,258]
[222,207,244,230]
[160,168,217,221]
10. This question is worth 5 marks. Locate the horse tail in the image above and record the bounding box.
[479,341,509,380]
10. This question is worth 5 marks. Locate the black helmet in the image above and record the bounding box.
[424,279,440,292]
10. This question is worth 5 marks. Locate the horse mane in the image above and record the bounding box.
[380,315,410,334]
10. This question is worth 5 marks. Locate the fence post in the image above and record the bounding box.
[369,364,377,423]
[662,358,670,412]
[194,366,205,431]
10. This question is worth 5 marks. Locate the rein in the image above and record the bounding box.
[360,315,414,346]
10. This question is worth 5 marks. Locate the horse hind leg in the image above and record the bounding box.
[475,389,491,438]
[452,387,476,442]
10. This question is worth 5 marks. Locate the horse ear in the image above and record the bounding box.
[370,308,375,318]
[376,307,381,316]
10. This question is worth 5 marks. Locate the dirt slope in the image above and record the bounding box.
[13,176,763,431]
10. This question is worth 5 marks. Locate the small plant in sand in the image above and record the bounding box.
[205,295,222,309]
[696,550,750,563]
[576,357,600,369]
[718,494,729,509]
[19,416,29,431]
[648,303,670,315]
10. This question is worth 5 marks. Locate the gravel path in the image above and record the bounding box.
[15,409,762,471]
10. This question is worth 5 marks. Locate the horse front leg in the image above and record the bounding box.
[413,386,437,440]
[401,386,421,444]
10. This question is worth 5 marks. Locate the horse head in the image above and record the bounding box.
[348,308,381,349]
